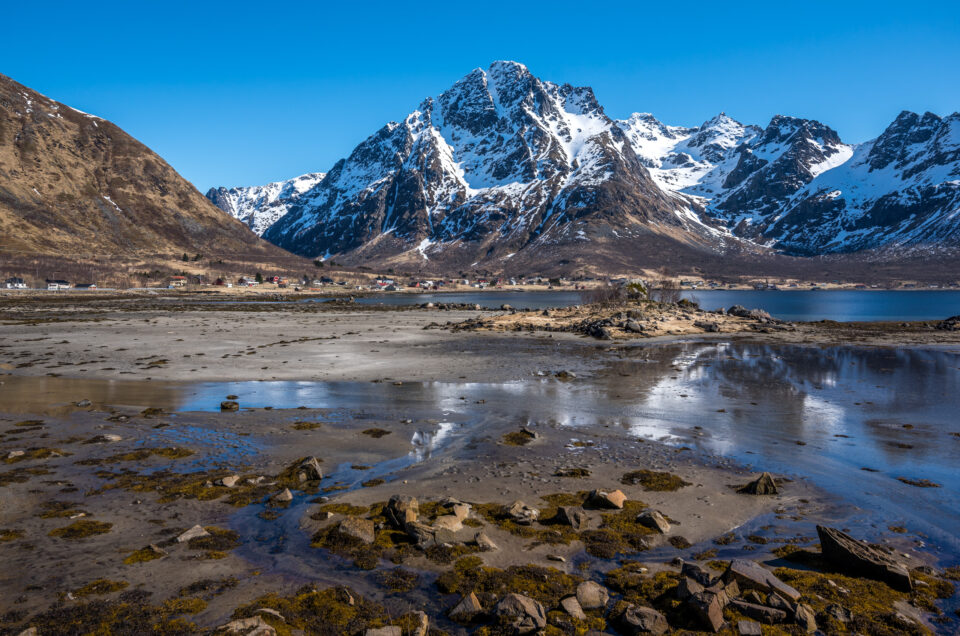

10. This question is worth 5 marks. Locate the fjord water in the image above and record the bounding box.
[348,289,960,321]
[3,341,958,562]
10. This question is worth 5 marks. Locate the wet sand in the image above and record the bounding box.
[1,296,958,634]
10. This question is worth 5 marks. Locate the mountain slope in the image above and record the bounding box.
[0,73,287,258]
[206,172,325,235]
[263,61,744,269]
[621,110,960,255]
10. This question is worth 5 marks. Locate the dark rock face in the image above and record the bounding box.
[816,525,913,591]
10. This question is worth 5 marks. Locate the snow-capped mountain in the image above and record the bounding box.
[261,61,738,268]
[206,172,325,235]
[218,61,960,269]
[618,110,959,255]
[760,111,960,254]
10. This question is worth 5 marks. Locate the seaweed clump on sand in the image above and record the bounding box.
[5,597,202,635]
[620,469,691,491]
[48,519,113,539]
[228,585,423,635]
[73,579,128,597]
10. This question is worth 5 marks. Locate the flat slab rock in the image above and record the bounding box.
[723,560,801,601]
[817,525,912,591]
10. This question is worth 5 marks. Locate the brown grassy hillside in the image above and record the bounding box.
[0,73,290,260]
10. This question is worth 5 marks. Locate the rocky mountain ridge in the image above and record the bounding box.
[207,62,960,269]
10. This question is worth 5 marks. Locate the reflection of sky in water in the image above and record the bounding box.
[3,342,958,560]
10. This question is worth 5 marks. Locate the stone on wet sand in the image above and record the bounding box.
[635,509,670,533]
[216,475,240,488]
[576,581,610,610]
[385,495,418,528]
[335,516,375,544]
[507,500,539,525]
[272,488,293,503]
[449,591,482,622]
[618,604,669,635]
[587,488,626,509]
[216,615,276,635]
[88,434,122,443]
[299,456,324,481]
[494,593,547,634]
[75,399,92,407]
[473,530,498,551]
[220,401,240,411]
[737,472,778,495]
[816,525,912,591]
[556,505,588,530]
[560,595,586,620]
[177,524,210,543]
[723,559,801,601]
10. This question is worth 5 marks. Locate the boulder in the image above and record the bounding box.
[410,611,428,636]
[794,603,817,633]
[75,399,92,407]
[299,456,324,481]
[560,595,586,620]
[729,599,787,624]
[364,629,401,636]
[694,320,720,332]
[17,628,38,636]
[737,472,778,495]
[385,495,418,528]
[676,577,704,601]
[636,509,670,534]
[404,521,436,546]
[507,501,539,525]
[737,621,762,636]
[449,591,483,622]
[723,560,801,601]
[625,320,644,333]
[816,525,912,591]
[177,524,210,543]
[587,488,626,509]
[451,503,471,520]
[576,581,609,610]
[618,604,669,635]
[272,488,293,503]
[473,531,498,551]
[494,593,547,634]
[5,450,24,460]
[216,616,276,635]
[767,592,794,613]
[687,591,724,632]
[556,506,588,530]
[335,517,375,544]
[681,562,715,586]
[220,401,240,411]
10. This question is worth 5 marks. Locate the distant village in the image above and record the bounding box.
[3,274,958,292]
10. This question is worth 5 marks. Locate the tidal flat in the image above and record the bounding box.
[0,295,959,634]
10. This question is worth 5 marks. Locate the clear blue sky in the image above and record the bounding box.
[4,1,958,191]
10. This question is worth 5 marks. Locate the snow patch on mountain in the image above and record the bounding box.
[205,172,325,235]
